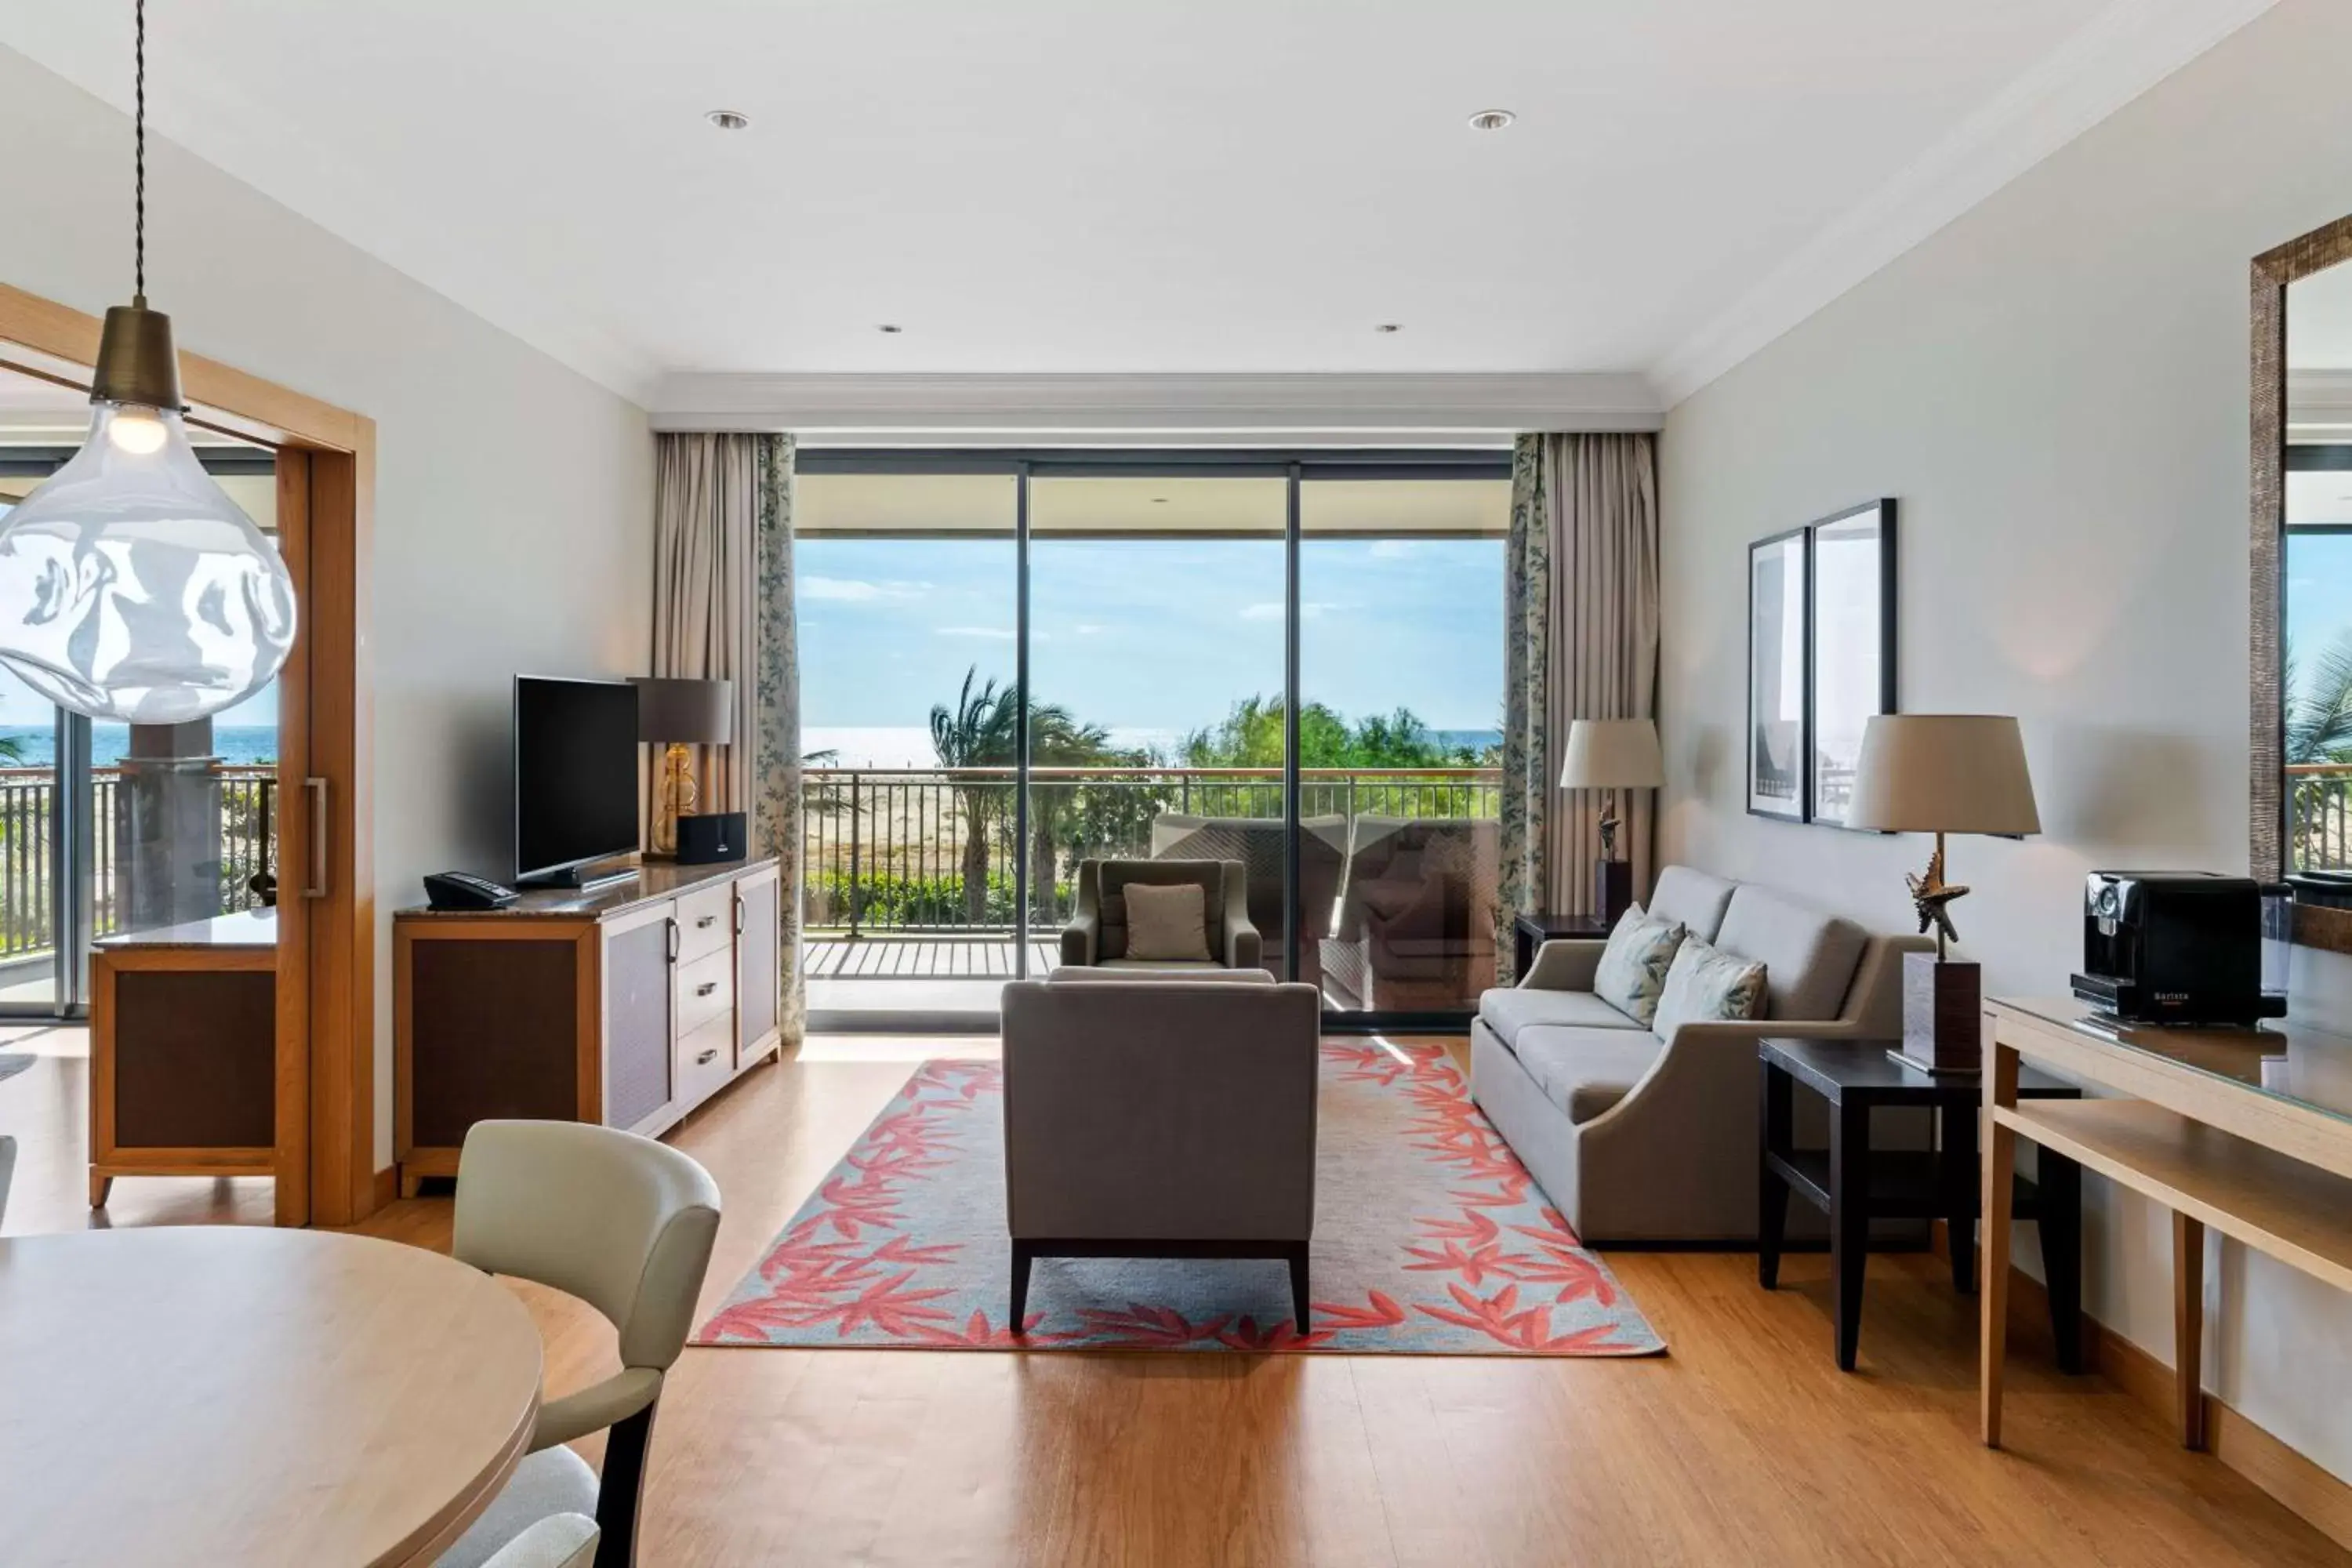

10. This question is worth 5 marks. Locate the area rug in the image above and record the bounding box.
[697,1041,1664,1356]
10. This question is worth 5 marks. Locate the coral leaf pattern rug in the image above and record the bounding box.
[698,1041,1664,1356]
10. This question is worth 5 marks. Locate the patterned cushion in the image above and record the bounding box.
[1591,905,1686,1027]
[1651,935,1768,1040]
[1121,880,1212,962]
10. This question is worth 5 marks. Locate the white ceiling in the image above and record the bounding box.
[0,0,2278,410]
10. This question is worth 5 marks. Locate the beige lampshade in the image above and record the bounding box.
[632,677,735,745]
[1559,718,1664,790]
[1844,715,2039,835]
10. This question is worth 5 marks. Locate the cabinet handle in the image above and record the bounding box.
[695,1048,718,1065]
[666,918,679,964]
[303,778,328,898]
[695,981,718,998]
[696,914,717,929]
[733,893,745,935]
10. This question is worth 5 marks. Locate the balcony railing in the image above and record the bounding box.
[803,764,1500,936]
[0,765,278,961]
[2290,763,2352,873]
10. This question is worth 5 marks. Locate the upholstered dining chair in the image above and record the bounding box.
[436,1121,723,1568]
[481,1515,599,1568]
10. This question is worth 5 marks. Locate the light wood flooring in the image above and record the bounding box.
[2,1025,2344,1566]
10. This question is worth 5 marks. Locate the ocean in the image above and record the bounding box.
[0,725,281,768]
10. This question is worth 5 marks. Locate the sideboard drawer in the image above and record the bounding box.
[677,885,734,965]
[677,949,734,1039]
[677,1014,734,1107]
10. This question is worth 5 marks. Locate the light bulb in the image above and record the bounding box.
[107,407,169,455]
[0,400,296,724]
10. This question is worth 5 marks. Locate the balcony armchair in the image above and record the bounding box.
[1471,866,1931,1243]
[1001,976,1320,1327]
[1059,858,1261,973]
[1322,817,1500,1011]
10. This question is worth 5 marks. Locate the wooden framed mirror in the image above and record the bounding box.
[2253,215,2352,951]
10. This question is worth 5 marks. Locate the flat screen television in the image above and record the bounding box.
[514,675,640,885]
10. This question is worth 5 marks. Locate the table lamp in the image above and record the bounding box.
[1561,717,1664,924]
[633,677,735,859]
[1845,714,2039,1074]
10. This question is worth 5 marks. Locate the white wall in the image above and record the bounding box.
[1660,0,2352,1479]
[0,46,654,1166]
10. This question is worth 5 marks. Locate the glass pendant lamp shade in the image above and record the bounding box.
[0,394,296,724]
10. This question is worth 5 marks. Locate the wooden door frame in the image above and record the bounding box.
[0,281,379,1225]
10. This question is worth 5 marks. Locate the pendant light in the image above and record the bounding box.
[0,0,295,725]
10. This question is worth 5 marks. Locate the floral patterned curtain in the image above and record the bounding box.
[1497,432,1660,979]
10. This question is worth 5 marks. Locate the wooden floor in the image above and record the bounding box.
[3,1025,2346,1566]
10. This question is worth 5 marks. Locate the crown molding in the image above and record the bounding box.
[648,371,1662,440]
[1653,0,2281,408]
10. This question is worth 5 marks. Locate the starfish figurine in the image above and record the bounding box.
[1906,843,1969,959]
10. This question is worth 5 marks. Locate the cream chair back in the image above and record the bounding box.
[481,1515,599,1568]
[454,1120,721,1372]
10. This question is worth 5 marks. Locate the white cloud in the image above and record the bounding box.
[802,576,928,602]
[935,626,1015,640]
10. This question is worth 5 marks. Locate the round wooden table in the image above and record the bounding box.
[0,1226,543,1566]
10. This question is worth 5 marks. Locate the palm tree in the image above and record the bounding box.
[931,669,1019,924]
[2285,633,2352,868]
[1025,706,1113,924]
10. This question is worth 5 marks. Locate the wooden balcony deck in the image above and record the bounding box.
[804,935,1060,980]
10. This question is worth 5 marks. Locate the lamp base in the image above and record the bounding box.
[1594,858,1634,926]
[1893,952,1982,1076]
[650,742,698,859]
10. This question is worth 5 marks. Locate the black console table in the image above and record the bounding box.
[1758,1036,2085,1373]
[1511,912,1611,980]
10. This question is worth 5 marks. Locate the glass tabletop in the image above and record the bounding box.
[1995,996,2352,1124]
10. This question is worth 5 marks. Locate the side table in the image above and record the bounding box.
[1511,912,1611,982]
[1758,1036,2085,1373]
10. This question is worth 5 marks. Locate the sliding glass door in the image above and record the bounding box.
[794,452,1508,1029]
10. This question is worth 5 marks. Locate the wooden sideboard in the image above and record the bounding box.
[89,909,296,1222]
[394,858,783,1192]
[1981,996,2352,1454]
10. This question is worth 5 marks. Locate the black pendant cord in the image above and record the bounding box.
[133,0,146,305]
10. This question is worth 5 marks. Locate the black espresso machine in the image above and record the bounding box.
[2071,871,2287,1026]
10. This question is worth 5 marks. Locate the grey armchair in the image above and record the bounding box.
[1001,976,1321,1327]
[1058,858,1261,972]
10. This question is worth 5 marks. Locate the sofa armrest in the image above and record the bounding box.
[1060,912,1097,967]
[1222,873,1263,970]
[1662,1015,1881,1051]
[1520,938,1606,992]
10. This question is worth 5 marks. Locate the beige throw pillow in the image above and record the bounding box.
[1650,935,1768,1040]
[1592,904,1686,1026]
[1121,881,1213,962]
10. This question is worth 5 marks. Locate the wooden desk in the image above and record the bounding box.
[89,909,294,1222]
[1981,997,2352,1450]
[0,1226,542,1566]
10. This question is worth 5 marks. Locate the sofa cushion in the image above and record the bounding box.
[1122,880,1213,961]
[1651,935,1769,1040]
[1592,906,1685,1027]
[1715,884,1868,1021]
[1649,866,1737,943]
[1479,986,1645,1049]
[1511,1025,1664,1124]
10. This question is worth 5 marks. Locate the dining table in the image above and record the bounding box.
[0,1225,543,1566]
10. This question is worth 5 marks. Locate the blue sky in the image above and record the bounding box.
[798,535,1504,753]
[2288,531,2352,697]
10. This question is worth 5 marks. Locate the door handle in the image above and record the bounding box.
[303,778,328,898]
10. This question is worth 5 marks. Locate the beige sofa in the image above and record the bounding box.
[1471,866,1929,1243]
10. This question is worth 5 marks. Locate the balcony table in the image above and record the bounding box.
[0,1226,542,1566]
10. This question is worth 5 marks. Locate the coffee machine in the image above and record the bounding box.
[2071,871,2286,1026]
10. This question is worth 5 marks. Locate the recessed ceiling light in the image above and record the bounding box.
[706,109,751,131]
[1374,323,1403,334]
[877,324,904,334]
[1468,109,1516,132]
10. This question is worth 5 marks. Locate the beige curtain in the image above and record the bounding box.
[650,434,760,824]
[1499,433,1661,964]
[652,431,803,1044]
